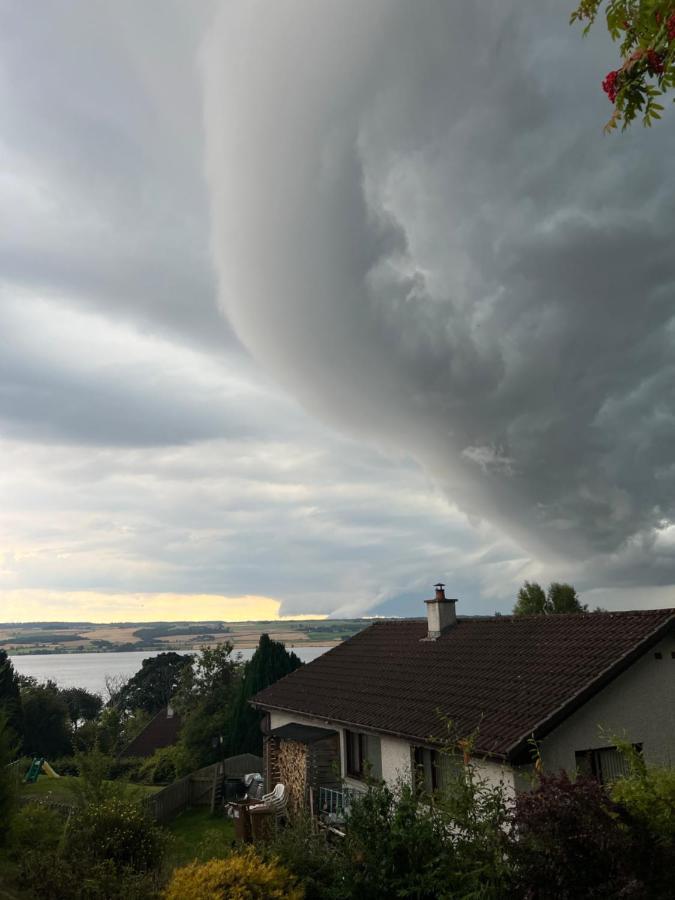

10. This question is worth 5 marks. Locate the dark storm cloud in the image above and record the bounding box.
[1,0,528,619]
[2,0,675,618]
[204,0,675,590]
[0,0,233,354]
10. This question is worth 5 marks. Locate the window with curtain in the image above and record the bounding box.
[413,746,459,794]
[574,744,642,784]
[345,730,382,780]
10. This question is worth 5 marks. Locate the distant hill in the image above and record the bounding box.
[0,618,370,655]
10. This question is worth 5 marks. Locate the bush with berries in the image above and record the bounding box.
[572,1,675,129]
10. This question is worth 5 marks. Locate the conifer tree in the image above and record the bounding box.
[228,634,302,755]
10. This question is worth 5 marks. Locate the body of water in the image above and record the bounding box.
[11,646,331,697]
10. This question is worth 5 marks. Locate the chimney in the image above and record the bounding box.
[424,583,457,639]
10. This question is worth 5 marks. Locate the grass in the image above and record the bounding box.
[2,792,235,894]
[0,853,30,900]
[165,808,236,869]
[15,776,234,878]
[19,774,162,805]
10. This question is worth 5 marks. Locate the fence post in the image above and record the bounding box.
[210,764,219,814]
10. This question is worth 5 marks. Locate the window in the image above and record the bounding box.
[413,746,458,794]
[575,744,642,784]
[345,730,381,780]
[413,746,439,793]
[346,730,365,777]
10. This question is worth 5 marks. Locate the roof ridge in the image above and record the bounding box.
[251,607,674,759]
[371,609,675,623]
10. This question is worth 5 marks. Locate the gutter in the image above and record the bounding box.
[249,698,509,762]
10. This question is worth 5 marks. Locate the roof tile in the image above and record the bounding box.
[252,610,674,757]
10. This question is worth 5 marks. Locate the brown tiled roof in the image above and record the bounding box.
[251,610,674,760]
[122,706,182,758]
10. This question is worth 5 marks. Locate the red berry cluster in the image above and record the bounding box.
[647,48,666,75]
[668,13,675,43]
[602,69,620,103]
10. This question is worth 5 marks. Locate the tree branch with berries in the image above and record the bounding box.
[571,1,675,130]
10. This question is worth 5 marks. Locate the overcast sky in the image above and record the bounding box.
[2,0,675,623]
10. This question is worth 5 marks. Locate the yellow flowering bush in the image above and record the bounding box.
[164,847,304,900]
[66,796,165,872]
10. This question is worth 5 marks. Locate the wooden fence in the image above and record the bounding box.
[7,754,263,826]
[143,754,263,824]
[5,759,24,787]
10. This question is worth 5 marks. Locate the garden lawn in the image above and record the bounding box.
[19,774,162,804]
[166,808,235,869]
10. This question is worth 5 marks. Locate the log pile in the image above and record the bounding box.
[277,739,307,816]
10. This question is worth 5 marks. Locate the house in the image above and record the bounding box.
[121,704,182,758]
[251,586,674,811]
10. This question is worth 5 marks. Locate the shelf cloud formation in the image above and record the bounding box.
[1,1,675,620]
[203,0,675,599]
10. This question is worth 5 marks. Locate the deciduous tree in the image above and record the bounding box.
[174,644,240,769]
[20,680,72,758]
[0,650,23,743]
[513,581,547,616]
[513,581,587,615]
[114,651,193,715]
[0,712,19,846]
[572,1,675,130]
[61,687,103,729]
[547,581,586,613]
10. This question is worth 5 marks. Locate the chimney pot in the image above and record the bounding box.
[424,583,457,640]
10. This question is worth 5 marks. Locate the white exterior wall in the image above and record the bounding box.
[381,736,413,785]
[473,758,516,799]
[268,711,414,789]
[267,710,519,792]
[539,635,675,772]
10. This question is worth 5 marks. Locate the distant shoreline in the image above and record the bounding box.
[1,618,365,656]
[7,639,342,657]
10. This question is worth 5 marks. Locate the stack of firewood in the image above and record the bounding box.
[278,739,307,816]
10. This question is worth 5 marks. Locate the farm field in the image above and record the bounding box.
[1,618,369,655]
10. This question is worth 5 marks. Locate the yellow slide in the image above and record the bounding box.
[41,761,60,779]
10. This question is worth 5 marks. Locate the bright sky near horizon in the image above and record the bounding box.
[2,1,675,623]
[0,592,327,624]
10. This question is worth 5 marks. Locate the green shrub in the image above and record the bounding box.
[12,796,166,900]
[9,804,69,897]
[66,796,166,873]
[328,770,511,900]
[611,751,675,898]
[139,744,190,784]
[0,712,19,846]
[8,802,65,857]
[164,848,303,900]
[49,754,79,776]
[67,746,116,808]
[16,853,160,900]
[267,813,342,900]
[108,755,145,782]
[610,748,675,844]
